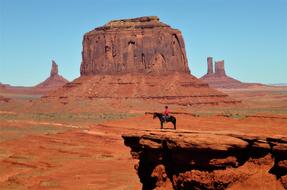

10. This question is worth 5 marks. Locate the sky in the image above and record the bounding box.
[0,0,286,86]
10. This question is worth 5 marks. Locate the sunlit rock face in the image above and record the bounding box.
[80,16,190,75]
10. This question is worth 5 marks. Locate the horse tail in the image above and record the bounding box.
[173,117,176,130]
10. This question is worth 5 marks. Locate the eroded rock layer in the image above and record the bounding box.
[80,16,190,75]
[122,131,287,190]
[45,74,240,106]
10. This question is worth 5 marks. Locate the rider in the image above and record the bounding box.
[163,105,170,121]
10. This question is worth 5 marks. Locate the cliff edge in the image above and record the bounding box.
[122,130,287,189]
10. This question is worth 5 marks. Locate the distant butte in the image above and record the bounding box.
[201,57,264,89]
[47,16,239,106]
[0,60,68,96]
[35,60,68,90]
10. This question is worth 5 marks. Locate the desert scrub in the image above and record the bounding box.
[0,112,140,125]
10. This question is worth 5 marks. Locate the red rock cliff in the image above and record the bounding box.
[80,16,190,75]
[123,131,287,189]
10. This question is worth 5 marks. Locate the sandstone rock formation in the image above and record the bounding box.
[80,16,189,75]
[50,60,58,77]
[123,130,287,190]
[214,60,226,76]
[46,16,239,106]
[46,73,241,106]
[207,57,213,75]
[35,60,68,90]
[0,61,68,96]
[201,57,263,89]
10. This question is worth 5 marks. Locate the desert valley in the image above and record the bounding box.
[0,16,287,190]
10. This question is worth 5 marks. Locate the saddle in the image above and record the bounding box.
[162,115,170,122]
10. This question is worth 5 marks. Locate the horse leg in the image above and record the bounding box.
[173,120,176,130]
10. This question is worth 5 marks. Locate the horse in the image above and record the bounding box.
[153,112,176,130]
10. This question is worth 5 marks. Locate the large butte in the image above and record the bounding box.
[46,16,239,106]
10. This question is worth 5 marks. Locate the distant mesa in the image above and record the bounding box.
[0,82,9,89]
[47,16,239,106]
[201,57,263,89]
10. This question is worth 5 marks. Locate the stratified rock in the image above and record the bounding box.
[80,16,189,75]
[201,57,264,89]
[122,131,287,190]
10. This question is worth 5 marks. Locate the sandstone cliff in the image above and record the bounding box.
[123,130,287,190]
[80,16,189,75]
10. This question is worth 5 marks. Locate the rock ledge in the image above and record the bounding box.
[122,130,287,189]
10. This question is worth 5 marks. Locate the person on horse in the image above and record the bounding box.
[163,105,170,122]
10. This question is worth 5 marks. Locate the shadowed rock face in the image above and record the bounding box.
[80,16,190,75]
[122,131,287,190]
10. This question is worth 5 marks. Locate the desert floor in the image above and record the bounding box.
[0,86,286,190]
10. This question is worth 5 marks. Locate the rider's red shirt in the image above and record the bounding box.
[163,109,170,116]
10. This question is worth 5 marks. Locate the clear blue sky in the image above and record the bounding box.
[0,0,286,86]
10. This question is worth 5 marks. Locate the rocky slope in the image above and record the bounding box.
[122,130,287,190]
[201,57,263,89]
[46,73,240,106]
[46,16,239,106]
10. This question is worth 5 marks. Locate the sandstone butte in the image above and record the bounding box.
[35,60,69,91]
[46,16,239,106]
[122,130,287,190]
[200,57,264,89]
[0,60,68,95]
